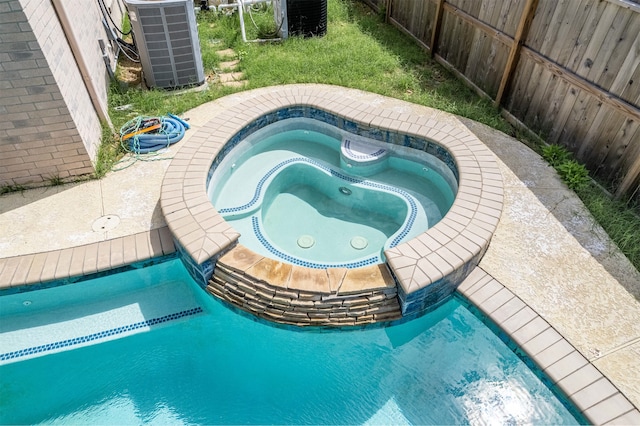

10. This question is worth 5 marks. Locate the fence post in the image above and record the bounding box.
[430,0,445,57]
[494,0,539,107]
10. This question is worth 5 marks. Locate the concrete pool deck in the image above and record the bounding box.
[0,85,639,424]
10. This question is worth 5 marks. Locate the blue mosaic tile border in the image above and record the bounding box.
[206,106,459,188]
[218,156,418,250]
[0,307,203,362]
[251,216,379,269]
[175,240,213,289]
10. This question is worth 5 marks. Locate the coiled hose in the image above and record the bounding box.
[120,114,190,154]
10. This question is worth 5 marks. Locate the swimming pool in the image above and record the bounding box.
[0,258,582,424]
[207,118,457,268]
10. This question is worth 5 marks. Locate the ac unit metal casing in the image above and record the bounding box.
[125,0,204,89]
[273,0,289,39]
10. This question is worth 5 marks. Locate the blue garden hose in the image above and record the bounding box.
[120,114,190,154]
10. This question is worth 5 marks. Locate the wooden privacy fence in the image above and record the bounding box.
[362,0,640,200]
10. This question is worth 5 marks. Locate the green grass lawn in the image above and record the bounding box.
[108,1,509,133]
[104,0,639,271]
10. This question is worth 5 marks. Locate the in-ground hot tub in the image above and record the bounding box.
[207,118,458,269]
[161,85,503,325]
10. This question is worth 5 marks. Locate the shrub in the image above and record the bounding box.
[542,144,571,168]
[558,160,590,191]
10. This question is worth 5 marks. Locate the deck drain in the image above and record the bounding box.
[297,235,315,249]
[350,236,368,250]
[92,215,120,232]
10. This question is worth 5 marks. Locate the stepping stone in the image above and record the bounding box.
[219,59,240,71]
[215,48,236,59]
[222,80,249,88]
[218,72,245,83]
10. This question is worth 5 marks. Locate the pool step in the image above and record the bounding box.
[0,280,204,364]
[207,244,402,327]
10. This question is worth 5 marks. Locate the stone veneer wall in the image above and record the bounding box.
[207,245,402,327]
[0,0,122,187]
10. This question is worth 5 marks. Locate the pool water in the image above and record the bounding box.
[208,118,457,267]
[0,259,581,424]
[260,163,408,263]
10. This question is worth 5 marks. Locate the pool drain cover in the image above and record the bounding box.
[297,235,315,249]
[350,236,368,250]
[92,215,120,232]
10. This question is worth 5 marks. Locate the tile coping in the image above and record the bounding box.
[459,267,640,425]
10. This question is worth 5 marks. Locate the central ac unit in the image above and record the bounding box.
[125,0,205,89]
[273,0,327,39]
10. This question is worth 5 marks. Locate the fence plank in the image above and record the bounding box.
[410,0,426,41]
[586,9,633,85]
[574,4,619,79]
[525,0,558,52]
[565,1,609,72]
[609,28,640,96]
[522,66,555,129]
[550,0,594,65]
[580,105,624,168]
[437,7,455,60]
[616,125,640,198]
[597,116,640,185]
[597,16,640,100]
[495,0,513,34]
[548,86,582,144]
[563,96,606,153]
[455,0,482,19]
[479,0,498,26]
[507,55,540,117]
[539,0,571,58]
[504,1,527,36]
[450,11,474,70]
[540,77,572,138]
